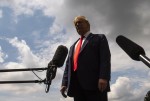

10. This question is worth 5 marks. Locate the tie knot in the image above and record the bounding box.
[81,36,84,39]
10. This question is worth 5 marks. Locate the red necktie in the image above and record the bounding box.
[73,36,84,71]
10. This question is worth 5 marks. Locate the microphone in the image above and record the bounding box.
[45,45,68,93]
[49,45,68,67]
[116,35,150,68]
[145,90,150,101]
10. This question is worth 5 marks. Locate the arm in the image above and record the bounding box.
[98,34,111,91]
[60,56,69,98]
[61,57,69,87]
[99,34,111,80]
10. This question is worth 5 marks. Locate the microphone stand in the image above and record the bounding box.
[139,55,150,68]
[45,64,57,93]
[0,66,57,93]
[0,67,47,72]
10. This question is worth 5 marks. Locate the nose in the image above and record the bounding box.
[76,22,82,28]
[76,22,80,26]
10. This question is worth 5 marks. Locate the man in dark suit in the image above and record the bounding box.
[60,16,111,101]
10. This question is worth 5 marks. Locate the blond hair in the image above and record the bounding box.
[73,16,90,25]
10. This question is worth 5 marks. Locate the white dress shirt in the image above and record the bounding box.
[74,31,91,51]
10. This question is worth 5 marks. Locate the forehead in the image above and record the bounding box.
[74,17,87,23]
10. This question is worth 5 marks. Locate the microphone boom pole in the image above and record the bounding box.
[0,45,68,93]
[139,55,150,68]
[0,80,44,84]
[0,67,47,84]
[0,67,47,72]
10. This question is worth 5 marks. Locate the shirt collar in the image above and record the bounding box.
[82,31,90,38]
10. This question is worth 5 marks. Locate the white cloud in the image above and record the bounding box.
[109,76,150,101]
[136,1,150,35]
[0,46,4,63]
[0,0,150,101]
[0,46,7,63]
[0,9,3,18]
[0,0,64,16]
[49,23,64,35]
[8,37,47,68]
[0,0,150,38]
[0,37,49,94]
[109,77,133,100]
[0,36,70,98]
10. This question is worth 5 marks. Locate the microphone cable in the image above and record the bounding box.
[31,70,43,82]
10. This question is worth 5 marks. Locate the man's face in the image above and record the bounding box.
[74,19,89,36]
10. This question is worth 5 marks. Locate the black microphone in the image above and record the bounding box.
[45,45,68,93]
[145,90,150,101]
[49,45,68,67]
[116,35,150,68]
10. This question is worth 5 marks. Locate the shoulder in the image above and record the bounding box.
[92,33,105,37]
[91,33,107,40]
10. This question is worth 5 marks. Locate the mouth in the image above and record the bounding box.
[77,28,83,31]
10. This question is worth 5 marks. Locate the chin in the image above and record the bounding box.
[78,32,83,35]
[77,30,85,35]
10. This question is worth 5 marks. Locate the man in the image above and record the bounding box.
[60,16,111,101]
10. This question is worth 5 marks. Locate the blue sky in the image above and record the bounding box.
[0,0,150,101]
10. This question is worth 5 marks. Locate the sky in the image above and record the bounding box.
[0,0,150,101]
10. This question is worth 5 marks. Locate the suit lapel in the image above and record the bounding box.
[70,33,93,57]
[80,33,93,53]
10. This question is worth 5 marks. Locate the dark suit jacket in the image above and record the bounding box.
[62,33,111,97]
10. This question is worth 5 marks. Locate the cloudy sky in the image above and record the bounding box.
[0,0,150,101]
